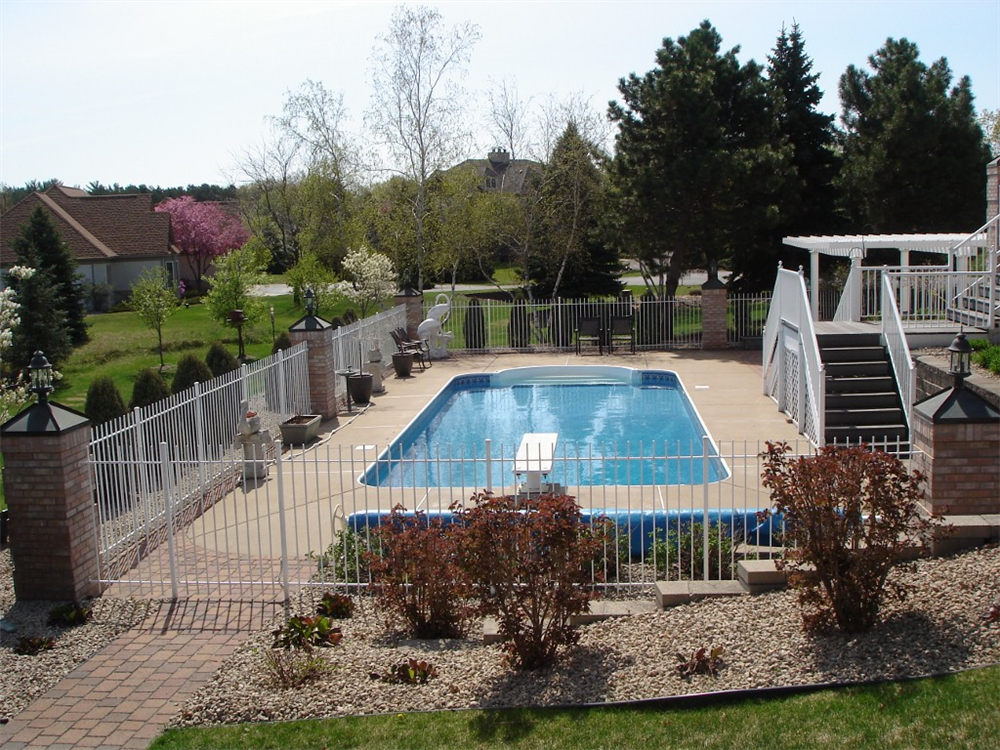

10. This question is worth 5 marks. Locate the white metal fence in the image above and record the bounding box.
[90,343,311,583]
[95,437,928,601]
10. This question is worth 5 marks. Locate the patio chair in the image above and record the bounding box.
[609,315,635,354]
[390,329,429,370]
[575,317,602,355]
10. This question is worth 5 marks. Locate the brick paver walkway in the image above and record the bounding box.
[0,598,283,750]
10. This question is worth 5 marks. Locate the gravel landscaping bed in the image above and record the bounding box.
[168,544,1000,727]
[0,548,155,723]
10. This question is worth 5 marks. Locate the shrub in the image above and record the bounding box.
[15,635,55,655]
[272,331,292,354]
[455,493,605,669]
[317,592,354,619]
[308,529,380,583]
[84,376,127,425]
[47,601,93,628]
[271,614,343,653]
[262,649,333,688]
[507,297,530,348]
[171,353,214,395]
[368,506,471,639]
[205,342,239,376]
[371,657,438,684]
[129,368,171,410]
[649,521,737,580]
[760,441,939,633]
[463,298,486,349]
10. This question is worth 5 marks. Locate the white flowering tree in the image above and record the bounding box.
[1,266,38,422]
[336,246,397,318]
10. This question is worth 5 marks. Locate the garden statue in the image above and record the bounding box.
[417,293,454,359]
[234,400,271,480]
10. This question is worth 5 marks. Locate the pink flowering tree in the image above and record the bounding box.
[155,196,250,293]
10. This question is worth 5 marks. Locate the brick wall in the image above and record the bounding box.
[2,422,100,601]
[700,286,728,350]
[289,326,339,422]
[912,412,1000,515]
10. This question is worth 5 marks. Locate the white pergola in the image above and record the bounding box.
[783,232,991,319]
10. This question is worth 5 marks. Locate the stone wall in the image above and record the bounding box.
[914,355,1000,410]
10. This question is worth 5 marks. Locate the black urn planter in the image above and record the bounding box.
[392,352,414,378]
[347,373,374,404]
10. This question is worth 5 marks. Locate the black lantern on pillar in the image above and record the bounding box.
[305,287,316,317]
[29,350,54,403]
[948,332,973,389]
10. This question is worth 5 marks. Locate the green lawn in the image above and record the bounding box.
[149,666,1000,750]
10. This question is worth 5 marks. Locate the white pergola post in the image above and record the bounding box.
[810,248,820,320]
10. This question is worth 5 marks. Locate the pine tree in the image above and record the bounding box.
[836,38,990,232]
[6,267,72,370]
[12,206,89,346]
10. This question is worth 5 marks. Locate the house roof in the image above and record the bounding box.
[783,232,989,258]
[0,185,175,264]
[450,149,542,195]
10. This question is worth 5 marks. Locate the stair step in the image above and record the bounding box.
[825,361,892,378]
[816,333,881,349]
[655,580,744,608]
[826,376,897,394]
[820,346,886,364]
[826,392,900,409]
[826,408,906,427]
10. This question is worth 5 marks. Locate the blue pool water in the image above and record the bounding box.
[362,366,729,488]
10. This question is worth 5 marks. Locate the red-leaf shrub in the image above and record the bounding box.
[761,441,940,633]
[454,492,605,669]
[368,506,471,639]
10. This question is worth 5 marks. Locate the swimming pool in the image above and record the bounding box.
[361,366,729,488]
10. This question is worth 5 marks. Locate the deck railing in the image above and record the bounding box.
[881,274,916,430]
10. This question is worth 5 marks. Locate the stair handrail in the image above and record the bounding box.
[881,273,915,431]
[762,266,825,445]
[950,215,998,328]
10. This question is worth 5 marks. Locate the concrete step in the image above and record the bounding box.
[738,559,790,594]
[825,361,892,378]
[482,600,660,643]
[654,580,744,608]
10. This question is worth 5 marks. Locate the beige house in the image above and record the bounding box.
[0,185,179,309]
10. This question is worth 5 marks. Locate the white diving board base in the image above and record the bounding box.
[513,432,558,494]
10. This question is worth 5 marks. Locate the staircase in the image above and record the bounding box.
[818,332,909,449]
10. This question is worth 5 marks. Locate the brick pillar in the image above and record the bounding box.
[0,405,99,601]
[700,281,728,350]
[394,290,424,339]
[289,317,339,422]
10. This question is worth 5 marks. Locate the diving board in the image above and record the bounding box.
[514,432,558,494]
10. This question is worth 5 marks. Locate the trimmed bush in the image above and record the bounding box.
[463,298,486,350]
[761,441,939,633]
[368,506,471,639]
[171,353,214,395]
[129,368,171,410]
[272,331,292,353]
[84,376,127,425]
[205,342,239,377]
[456,493,605,669]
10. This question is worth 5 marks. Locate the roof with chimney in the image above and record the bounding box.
[450,149,542,195]
[0,185,175,264]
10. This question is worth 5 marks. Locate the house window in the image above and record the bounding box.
[485,177,497,189]
[165,261,176,285]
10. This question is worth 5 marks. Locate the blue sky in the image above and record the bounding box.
[1,0,997,189]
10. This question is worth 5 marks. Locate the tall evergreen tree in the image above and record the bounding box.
[608,21,789,298]
[737,22,842,291]
[6,266,71,370]
[836,38,990,232]
[12,205,88,345]
[531,122,622,298]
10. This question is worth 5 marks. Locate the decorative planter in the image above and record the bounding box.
[279,414,322,445]
[0,509,8,548]
[392,352,414,378]
[347,373,374,405]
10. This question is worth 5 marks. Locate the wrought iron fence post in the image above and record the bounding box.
[703,436,710,582]
[274,439,291,605]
